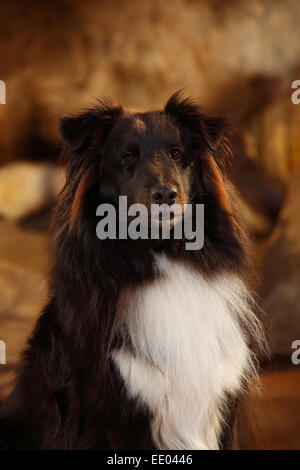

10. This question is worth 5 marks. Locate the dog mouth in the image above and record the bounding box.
[158,212,174,220]
[150,205,183,228]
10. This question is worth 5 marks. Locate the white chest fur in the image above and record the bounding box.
[113,255,258,450]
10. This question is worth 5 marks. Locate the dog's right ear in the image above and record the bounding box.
[60,100,123,154]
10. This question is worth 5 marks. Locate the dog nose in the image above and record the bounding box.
[152,187,178,205]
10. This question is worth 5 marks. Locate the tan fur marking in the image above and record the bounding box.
[134,118,146,134]
[70,172,89,228]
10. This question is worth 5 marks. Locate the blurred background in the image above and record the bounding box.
[0,0,300,449]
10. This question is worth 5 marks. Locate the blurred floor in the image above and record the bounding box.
[248,368,300,449]
[0,214,48,399]
[0,214,300,449]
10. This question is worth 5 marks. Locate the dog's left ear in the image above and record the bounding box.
[165,90,230,167]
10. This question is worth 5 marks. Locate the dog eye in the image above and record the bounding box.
[170,149,181,161]
[122,153,137,167]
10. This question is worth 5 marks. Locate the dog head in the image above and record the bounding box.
[60,91,231,234]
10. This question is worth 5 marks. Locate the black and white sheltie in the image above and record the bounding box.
[0,91,264,450]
